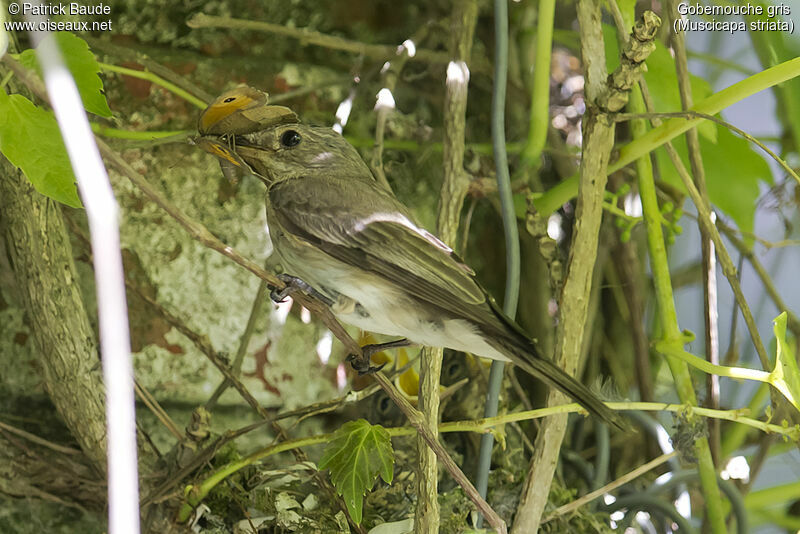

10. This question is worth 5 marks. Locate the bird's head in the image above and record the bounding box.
[232,124,372,184]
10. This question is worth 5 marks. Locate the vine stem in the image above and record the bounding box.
[98,62,207,109]
[476,0,519,525]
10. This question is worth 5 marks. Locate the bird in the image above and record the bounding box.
[196,102,624,430]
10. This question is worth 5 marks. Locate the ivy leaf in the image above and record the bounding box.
[769,312,800,414]
[19,31,112,117]
[319,419,394,523]
[0,91,81,207]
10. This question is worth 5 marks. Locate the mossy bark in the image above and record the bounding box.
[0,158,108,473]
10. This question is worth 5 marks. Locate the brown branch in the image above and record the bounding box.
[513,4,659,532]
[416,2,481,532]
[0,157,108,474]
[0,420,82,456]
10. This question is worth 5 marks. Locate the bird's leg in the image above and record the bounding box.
[269,273,334,306]
[347,338,413,375]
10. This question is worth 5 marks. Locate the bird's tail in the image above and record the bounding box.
[489,325,626,431]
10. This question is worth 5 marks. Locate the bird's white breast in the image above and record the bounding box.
[274,236,509,362]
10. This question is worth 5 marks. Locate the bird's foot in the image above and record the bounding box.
[347,338,412,375]
[269,274,333,306]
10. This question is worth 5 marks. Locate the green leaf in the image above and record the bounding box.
[0,91,81,208]
[769,312,800,414]
[19,32,112,117]
[600,23,772,235]
[319,419,394,523]
[746,3,800,154]
[654,124,771,235]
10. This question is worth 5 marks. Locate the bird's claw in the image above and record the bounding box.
[269,274,333,306]
[347,351,387,376]
[346,339,411,375]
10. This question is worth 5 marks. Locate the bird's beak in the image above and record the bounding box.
[195,91,299,185]
[195,135,271,185]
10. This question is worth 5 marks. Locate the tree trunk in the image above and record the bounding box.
[0,158,108,473]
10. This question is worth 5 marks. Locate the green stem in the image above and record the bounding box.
[99,62,208,109]
[614,110,800,186]
[656,340,798,414]
[521,0,555,168]
[0,70,13,89]
[629,82,727,533]
[746,480,800,512]
[687,49,755,75]
[602,197,640,222]
[655,341,770,382]
[615,56,800,171]
[178,432,332,521]
[90,124,190,140]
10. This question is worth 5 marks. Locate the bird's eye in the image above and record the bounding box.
[280,130,302,147]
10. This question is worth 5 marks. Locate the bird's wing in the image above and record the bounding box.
[269,176,628,430]
[268,174,486,310]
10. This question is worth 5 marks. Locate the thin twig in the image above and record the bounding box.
[630,48,732,534]
[642,111,771,372]
[62,212,205,443]
[419,2,479,532]
[543,451,678,521]
[372,371,507,534]
[133,380,184,441]
[512,1,622,531]
[186,13,489,72]
[8,45,505,531]
[0,420,82,455]
[173,355,421,464]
